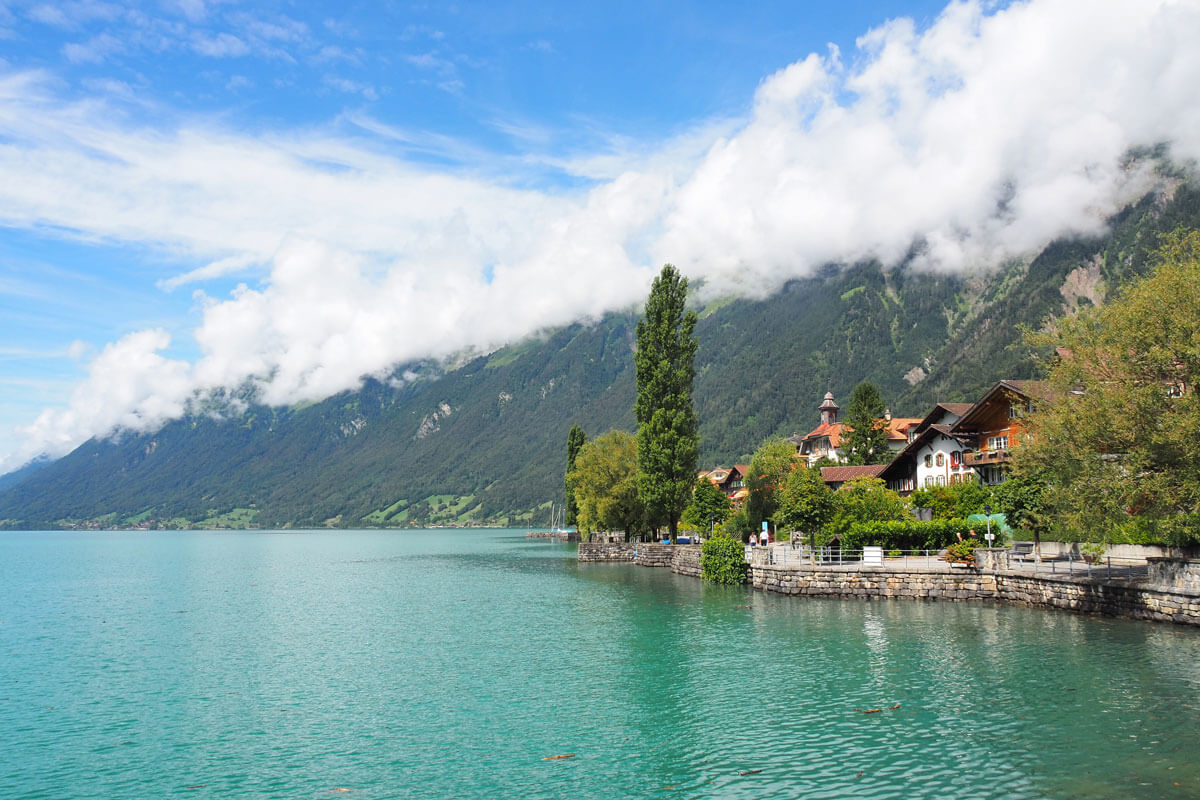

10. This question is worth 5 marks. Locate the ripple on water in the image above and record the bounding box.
[1,531,1199,800]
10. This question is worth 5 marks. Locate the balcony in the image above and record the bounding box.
[963,449,1012,466]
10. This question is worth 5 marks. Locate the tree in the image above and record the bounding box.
[635,264,699,542]
[776,464,835,552]
[910,480,996,520]
[992,472,1048,552]
[564,425,587,527]
[827,476,912,541]
[568,430,646,541]
[744,436,797,532]
[840,381,890,465]
[682,477,732,534]
[1021,229,1200,546]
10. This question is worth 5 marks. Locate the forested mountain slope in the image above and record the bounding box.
[2,178,1197,529]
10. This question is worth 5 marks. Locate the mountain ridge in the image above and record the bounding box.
[2,177,1198,529]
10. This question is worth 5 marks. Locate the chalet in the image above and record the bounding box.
[879,381,1048,494]
[952,380,1049,486]
[698,465,750,505]
[789,391,920,466]
[880,403,974,493]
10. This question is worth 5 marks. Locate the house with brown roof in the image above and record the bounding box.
[879,381,1048,493]
[788,391,921,466]
[953,380,1049,485]
[698,464,750,505]
[820,464,888,491]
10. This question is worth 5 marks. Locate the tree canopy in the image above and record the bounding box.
[682,476,732,534]
[744,436,797,531]
[635,264,699,541]
[826,476,912,541]
[568,430,645,540]
[776,464,835,547]
[1019,229,1200,546]
[841,381,890,466]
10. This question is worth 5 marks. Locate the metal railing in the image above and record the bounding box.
[754,545,954,570]
[749,544,1149,580]
[1009,553,1147,581]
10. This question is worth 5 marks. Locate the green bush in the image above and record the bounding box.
[943,539,979,564]
[701,534,748,584]
[840,518,979,552]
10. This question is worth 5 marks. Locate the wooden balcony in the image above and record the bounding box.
[963,449,1012,466]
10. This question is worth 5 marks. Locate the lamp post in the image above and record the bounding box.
[983,504,994,545]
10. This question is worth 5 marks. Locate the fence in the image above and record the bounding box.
[1007,553,1147,581]
[749,545,957,570]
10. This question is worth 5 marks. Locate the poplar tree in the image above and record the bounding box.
[564,424,587,527]
[635,264,699,542]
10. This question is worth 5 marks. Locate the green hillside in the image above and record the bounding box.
[2,178,1198,530]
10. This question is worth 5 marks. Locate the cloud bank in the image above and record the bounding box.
[4,0,1200,472]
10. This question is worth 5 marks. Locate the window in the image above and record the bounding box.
[924,454,932,468]
[988,435,1009,450]
[936,475,946,486]
[924,476,934,488]
[1009,403,1021,419]
[950,450,961,468]
[935,453,944,467]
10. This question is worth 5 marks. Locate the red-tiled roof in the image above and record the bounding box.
[884,417,923,441]
[820,465,887,483]
[800,422,844,448]
[800,417,920,447]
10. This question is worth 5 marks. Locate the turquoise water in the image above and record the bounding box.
[1,529,1198,799]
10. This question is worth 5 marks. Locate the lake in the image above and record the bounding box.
[1,529,1198,799]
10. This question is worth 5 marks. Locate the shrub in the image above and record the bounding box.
[943,539,978,564]
[701,534,748,584]
[840,519,976,552]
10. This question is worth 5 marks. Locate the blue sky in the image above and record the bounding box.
[1,0,1198,473]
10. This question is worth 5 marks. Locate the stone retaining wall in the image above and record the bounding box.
[1147,558,1200,593]
[577,541,701,576]
[748,562,1200,625]
[579,542,1200,626]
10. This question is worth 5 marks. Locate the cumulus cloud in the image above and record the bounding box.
[3,0,1200,473]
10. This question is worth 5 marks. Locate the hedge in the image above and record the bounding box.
[840,518,987,552]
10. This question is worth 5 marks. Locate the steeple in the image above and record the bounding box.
[819,391,839,426]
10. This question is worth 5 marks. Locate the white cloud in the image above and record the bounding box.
[62,31,124,63]
[14,330,193,465]
[191,31,249,58]
[2,0,1200,473]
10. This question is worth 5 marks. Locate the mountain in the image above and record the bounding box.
[2,176,1198,530]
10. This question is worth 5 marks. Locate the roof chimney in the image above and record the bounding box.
[819,391,839,426]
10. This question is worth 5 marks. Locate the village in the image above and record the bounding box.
[701,379,1042,507]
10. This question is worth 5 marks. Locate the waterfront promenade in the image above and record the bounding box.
[578,541,1200,626]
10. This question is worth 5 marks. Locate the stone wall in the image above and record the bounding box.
[578,542,637,562]
[751,564,999,601]
[1147,559,1200,593]
[749,562,1200,626]
[991,572,1200,624]
[577,542,701,576]
[579,543,1200,626]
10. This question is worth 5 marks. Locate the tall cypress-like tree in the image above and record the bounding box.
[841,382,890,465]
[635,264,699,541]
[564,424,587,527]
